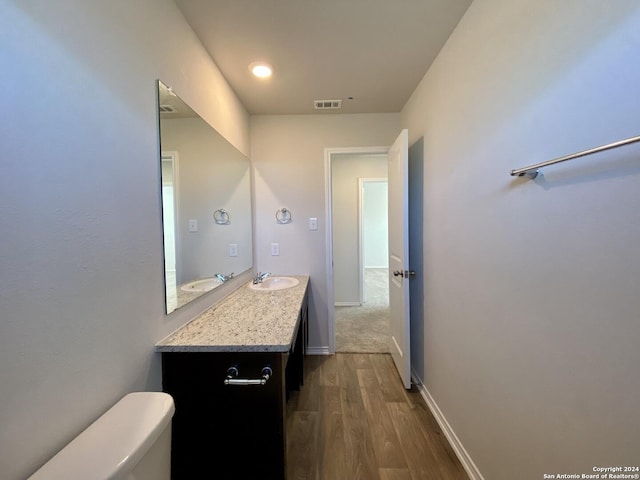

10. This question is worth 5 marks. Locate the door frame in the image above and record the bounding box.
[324,146,389,354]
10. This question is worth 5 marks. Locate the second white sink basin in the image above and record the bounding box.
[248,276,299,291]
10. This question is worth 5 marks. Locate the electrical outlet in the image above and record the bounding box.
[309,217,318,231]
[188,219,198,232]
[229,243,238,257]
[271,243,280,256]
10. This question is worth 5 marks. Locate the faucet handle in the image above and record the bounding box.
[253,272,269,284]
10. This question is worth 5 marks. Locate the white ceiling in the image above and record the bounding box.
[174,0,472,115]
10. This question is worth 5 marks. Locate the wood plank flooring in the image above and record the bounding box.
[286,354,469,480]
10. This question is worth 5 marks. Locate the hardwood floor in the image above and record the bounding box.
[286,354,469,480]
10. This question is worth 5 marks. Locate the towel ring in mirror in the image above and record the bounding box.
[213,209,231,225]
[276,208,292,224]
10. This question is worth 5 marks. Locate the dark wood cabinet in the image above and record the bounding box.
[162,292,308,480]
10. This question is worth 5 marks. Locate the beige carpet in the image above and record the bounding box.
[335,305,390,353]
[335,268,390,353]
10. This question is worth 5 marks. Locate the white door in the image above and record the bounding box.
[388,129,412,389]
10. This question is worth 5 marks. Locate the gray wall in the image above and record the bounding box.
[160,117,252,283]
[402,0,640,478]
[0,1,249,478]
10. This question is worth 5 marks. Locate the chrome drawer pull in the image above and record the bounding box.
[224,366,272,386]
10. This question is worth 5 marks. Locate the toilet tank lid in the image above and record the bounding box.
[28,392,175,480]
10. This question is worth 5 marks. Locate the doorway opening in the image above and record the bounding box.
[359,178,389,306]
[325,147,390,353]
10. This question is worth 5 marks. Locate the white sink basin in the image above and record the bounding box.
[180,277,222,293]
[247,276,299,292]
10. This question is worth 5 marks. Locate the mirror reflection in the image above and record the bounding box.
[158,80,252,314]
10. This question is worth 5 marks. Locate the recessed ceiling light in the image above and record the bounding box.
[249,61,273,78]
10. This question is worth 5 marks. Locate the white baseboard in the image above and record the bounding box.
[411,370,484,480]
[334,302,361,307]
[306,346,331,355]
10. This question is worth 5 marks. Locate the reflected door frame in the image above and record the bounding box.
[161,151,180,295]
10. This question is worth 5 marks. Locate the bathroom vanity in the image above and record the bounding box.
[156,276,308,480]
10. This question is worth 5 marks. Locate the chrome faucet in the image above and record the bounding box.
[252,272,271,284]
[215,272,234,282]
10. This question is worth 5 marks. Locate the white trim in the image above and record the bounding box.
[325,146,389,354]
[410,370,485,480]
[365,265,388,270]
[334,302,361,307]
[306,346,331,355]
[391,335,403,358]
[358,178,365,305]
[324,149,335,353]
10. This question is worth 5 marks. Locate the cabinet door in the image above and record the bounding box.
[163,352,287,479]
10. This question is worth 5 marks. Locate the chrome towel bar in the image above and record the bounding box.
[510,134,640,178]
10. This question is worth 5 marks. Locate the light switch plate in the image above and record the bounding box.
[271,243,280,256]
[229,243,238,257]
[309,217,318,231]
[188,219,198,232]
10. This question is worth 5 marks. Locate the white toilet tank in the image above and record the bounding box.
[28,392,175,480]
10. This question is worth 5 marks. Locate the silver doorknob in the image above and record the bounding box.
[392,270,417,278]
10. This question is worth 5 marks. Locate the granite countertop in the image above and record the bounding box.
[156,275,309,353]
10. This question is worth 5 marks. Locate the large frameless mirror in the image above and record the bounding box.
[157,80,252,314]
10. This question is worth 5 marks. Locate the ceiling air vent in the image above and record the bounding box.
[159,105,176,113]
[314,99,342,110]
